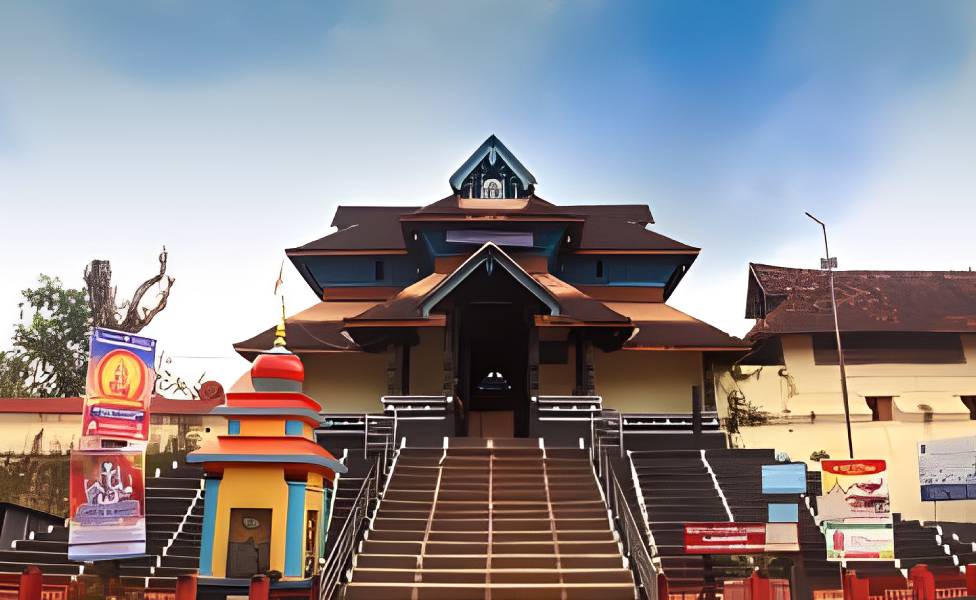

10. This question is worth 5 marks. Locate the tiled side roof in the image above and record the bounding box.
[747,263,976,337]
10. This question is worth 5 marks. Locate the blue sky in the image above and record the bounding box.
[1,2,975,390]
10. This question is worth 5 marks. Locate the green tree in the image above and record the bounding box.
[5,276,91,397]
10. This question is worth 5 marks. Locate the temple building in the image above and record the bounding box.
[722,263,976,522]
[234,135,747,439]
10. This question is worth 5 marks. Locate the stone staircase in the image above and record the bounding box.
[341,439,637,600]
[0,458,204,591]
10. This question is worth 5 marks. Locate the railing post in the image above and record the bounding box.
[657,573,669,600]
[748,571,771,600]
[18,565,42,600]
[909,564,935,600]
[842,570,869,600]
[175,574,197,600]
[249,574,270,600]
[967,563,976,595]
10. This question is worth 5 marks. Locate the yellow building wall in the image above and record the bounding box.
[539,344,576,397]
[302,352,388,413]
[209,465,289,579]
[410,329,445,396]
[737,420,976,523]
[720,334,976,420]
[719,332,976,523]
[0,413,223,455]
[594,349,703,412]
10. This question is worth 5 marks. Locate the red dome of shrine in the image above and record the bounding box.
[251,351,304,384]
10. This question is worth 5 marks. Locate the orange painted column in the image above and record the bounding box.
[18,566,42,600]
[249,574,271,600]
[909,564,936,600]
[175,574,197,600]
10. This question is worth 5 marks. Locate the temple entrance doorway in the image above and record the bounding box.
[457,302,531,438]
[226,508,272,579]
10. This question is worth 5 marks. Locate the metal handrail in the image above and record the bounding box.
[590,408,623,478]
[608,465,660,600]
[318,457,379,600]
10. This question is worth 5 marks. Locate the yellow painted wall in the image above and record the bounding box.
[594,350,703,412]
[539,344,576,396]
[720,332,976,523]
[721,334,976,420]
[736,420,976,523]
[209,465,289,579]
[410,329,445,396]
[302,352,388,413]
[0,413,223,455]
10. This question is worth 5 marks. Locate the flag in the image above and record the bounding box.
[273,260,284,295]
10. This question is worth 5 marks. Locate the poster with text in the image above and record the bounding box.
[67,450,146,560]
[918,436,976,501]
[818,459,894,561]
[82,328,156,444]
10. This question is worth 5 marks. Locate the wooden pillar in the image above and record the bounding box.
[401,343,411,395]
[747,571,771,600]
[528,326,539,398]
[18,565,42,600]
[692,385,702,436]
[575,336,594,396]
[966,563,976,595]
[443,312,456,398]
[248,574,270,600]
[386,345,402,396]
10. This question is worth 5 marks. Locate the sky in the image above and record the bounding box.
[1,1,975,392]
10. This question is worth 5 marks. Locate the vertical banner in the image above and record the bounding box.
[918,436,976,501]
[817,459,894,561]
[67,450,146,560]
[82,328,157,445]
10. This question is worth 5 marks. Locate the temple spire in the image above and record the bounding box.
[273,296,287,349]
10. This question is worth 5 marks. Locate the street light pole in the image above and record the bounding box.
[805,212,854,459]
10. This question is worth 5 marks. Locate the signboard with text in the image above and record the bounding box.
[918,436,976,501]
[817,459,894,561]
[684,522,799,554]
[82,328,156,444]
[67,450,146,560]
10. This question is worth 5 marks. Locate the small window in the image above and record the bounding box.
[595,260,604,279]
[228,420,241,435]
[865,397,893,422]
[962,396,976,420]
[285,420,303,436]
[374,260,385,281]
[482,178,503,199]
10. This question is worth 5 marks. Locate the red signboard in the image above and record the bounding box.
[684,522,766,554]
[67,450,146,560]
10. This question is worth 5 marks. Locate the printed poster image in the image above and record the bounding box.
[68,450,146,560]
[818,459,894,561]
[83,328,157,443]
[918,436,976,501]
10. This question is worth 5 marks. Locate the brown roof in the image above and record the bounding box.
[403,193,582,220]
[345,246,631,326]
[747,263,976,338]
[293,197,689,254]
[233,301,379,358]
[608,303,748,350]
[576,216,698,252]
[289,206,416,252]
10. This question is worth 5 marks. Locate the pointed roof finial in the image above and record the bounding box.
[273,296,287,348]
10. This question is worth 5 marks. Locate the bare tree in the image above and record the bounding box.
[83,247,174,333]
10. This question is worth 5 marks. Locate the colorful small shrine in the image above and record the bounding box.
[188,323,345,587]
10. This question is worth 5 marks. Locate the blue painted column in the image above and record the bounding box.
[284,481,307,577]
[198,478,220,576]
